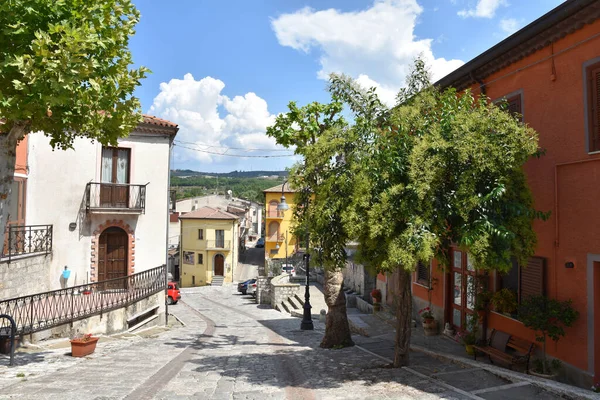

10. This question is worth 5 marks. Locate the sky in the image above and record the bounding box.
[129,0,564,173]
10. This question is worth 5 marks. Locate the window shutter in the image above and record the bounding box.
[416,261,430,286]
[590,66,600,151]
[519,257,544,301]
[507,94,523,122]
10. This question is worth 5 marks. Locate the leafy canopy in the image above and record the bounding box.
[0,0,148,146]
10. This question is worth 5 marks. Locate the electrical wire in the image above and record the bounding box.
[174,143,297,158]
[174,139,294,152]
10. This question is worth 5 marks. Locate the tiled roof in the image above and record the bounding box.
[137,114,179,136]
[179,206,239,220]
[263,182,296,193]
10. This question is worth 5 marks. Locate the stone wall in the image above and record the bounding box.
[0,254,53,300]
[342,259,377,302]
[356,297,374,314]
[270,274,300,308]
[256,276,273,305]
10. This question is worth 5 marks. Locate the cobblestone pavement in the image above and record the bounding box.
[0,285,583,399]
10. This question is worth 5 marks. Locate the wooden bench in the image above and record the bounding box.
[473,329,535,373]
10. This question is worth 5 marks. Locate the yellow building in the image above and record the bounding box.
[263,183,298,263]
[179,206,239,287]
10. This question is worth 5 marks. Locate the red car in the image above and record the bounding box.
[167,282,181,305]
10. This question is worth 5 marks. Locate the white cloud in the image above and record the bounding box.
[149,73,290,169]
[499,18,520,35]
[458,0,507,18]
[271,0,463,106]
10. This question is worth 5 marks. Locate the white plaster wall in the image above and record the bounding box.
[26,131,171,289]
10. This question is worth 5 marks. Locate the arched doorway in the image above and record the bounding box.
[214,254,225,276]
[268,221,280,241]
[98,227,128,285]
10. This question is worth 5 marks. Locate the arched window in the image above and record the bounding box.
[268,221,280,241]
[268,200,279,217]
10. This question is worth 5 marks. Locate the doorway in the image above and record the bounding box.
[214,254,225,276]
[98,227,128,287]
[448,249,476,331]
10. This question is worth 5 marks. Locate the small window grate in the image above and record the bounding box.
[416,261,430,286]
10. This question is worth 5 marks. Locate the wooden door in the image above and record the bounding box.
[449,249,476,331]
[214,254,224,276]
[98,227,128,288]
[100,147,130,208]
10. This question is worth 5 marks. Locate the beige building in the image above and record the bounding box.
[179,207,239,287]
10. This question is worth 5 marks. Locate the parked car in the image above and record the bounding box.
[237,278,256,295]
[247,281,258,297]
[281,264,295,277]
[256,237,265,248]
[167,282,181,305]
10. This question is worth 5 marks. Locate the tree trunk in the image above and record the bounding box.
[320,269,354,348]
[393,269,412,367]
[0,123,29,255]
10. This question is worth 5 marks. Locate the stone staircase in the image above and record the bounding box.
[275,293,305,317]
[210,276,224,286]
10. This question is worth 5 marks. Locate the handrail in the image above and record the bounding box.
[1,224,53,264]
[0,314,16,366]
[85,182,148,213]
[0,265,166,337]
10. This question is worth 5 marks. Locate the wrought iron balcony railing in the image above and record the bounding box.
[266,233,285,242]
[267,209,285,218]
[1,225,53,263]
[0,265,166,337]
[85,182,148,214]
[205,240,231,250]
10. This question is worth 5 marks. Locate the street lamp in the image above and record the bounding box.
[277,180,313,330]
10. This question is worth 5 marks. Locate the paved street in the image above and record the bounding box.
[0,285,586,399]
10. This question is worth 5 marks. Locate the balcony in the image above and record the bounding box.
[205,240,231,250]
[85,182,147,214]
[1,225,53,263]
[266,233,285,242]
[266,209,285,219]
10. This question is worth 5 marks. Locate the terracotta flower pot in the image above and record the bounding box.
[373,302,382,312]
[422,319,438,336]
[70,337,99,357]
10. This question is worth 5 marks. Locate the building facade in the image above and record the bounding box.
[406,0,600,388]
[179,206,239,287]
[1,115,178,299]
[263,183,298,272]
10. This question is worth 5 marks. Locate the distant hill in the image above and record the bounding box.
[171,169,288,178]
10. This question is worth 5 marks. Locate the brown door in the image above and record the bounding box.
[98,227,128,288]
[214,254,224,276]
[448,249,476,331]
[100,147,130,208]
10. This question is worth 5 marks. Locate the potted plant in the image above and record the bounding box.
[456,329,477,355]
[491,288,518,316]
[419,307,438,336]
[474,289,493,321]
[70,333,99,357]
[371,289,382,312]
[518,295,579,378]
[592,382,600,393]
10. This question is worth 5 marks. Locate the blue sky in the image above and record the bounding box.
[129,0,564,173]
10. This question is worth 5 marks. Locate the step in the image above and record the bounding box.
[210,276,224,286]
[280,301,291,314]
[287,296,301,310]
[294,293,304,306]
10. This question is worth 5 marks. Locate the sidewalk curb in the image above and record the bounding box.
[410,344,596,400]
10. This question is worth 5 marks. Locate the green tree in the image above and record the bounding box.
[266,100,356,348]
[335,58,544,367]
[0,0,148,247]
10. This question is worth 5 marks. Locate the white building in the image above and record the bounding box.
[1,115,178,297]
[169,194,262,248]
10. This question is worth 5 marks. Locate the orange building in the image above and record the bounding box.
[408,0,600,387]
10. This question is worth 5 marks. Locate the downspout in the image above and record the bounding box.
[470,72,486,97]
[165,135,173,326]
[554,157,600,297]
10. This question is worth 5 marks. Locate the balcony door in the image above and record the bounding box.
[448,249,476,331]
[100,147,130,208]
[98,227,128,288]
[215,230,225,248]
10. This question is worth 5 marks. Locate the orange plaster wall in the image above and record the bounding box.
[412,259,445,308]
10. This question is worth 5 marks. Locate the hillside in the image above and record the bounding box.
[171,169,288,178]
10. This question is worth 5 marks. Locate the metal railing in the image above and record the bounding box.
[85,182,148,213]
[1,225,53,263]
[205,240,231,249]
[267,209,285,218]
[266,233,285,242]
[0,265,165,337]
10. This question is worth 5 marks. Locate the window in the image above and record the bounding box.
[416,260,430,286]
[586,62,600,152]
[198,229,203,240]
[183,251,195,265]
[7,177,26,225]
[215,230,225,248]
[101,147,130,184]
[197,253,203,264]
[497,256,545,304]
[495,93,523,122]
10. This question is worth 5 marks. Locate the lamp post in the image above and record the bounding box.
[277,180,313,330]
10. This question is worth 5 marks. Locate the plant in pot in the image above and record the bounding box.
[474,289,493,321]
[371,288,382,312]
[70,333,99,357]
[456,329,477,355]
[491,288,517,316]
[419,307,438,336]
[592,382,600,393]
[518,295,579,378]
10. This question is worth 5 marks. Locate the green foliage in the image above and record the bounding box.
[491,288,518,314]
[518,295,579,344]
[0,0,148,146]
